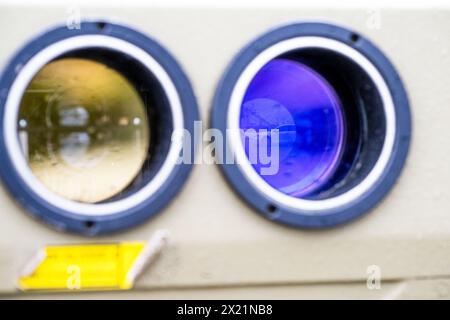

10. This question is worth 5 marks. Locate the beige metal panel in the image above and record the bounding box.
[0,3,449,298]
[0,282,407,300]
[4,278,450,299]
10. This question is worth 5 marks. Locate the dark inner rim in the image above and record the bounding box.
[281,47,387,200]
[43,47,174,203]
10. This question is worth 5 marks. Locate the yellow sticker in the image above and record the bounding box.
[18,242,146,291]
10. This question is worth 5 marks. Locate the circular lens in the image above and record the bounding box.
[240,58,344,197]
[18,58,150,203]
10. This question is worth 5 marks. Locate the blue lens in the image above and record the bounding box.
[240,58,344,197]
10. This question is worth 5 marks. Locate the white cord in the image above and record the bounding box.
[125,229,170,285]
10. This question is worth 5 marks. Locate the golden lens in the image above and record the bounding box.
[18,58,150,203]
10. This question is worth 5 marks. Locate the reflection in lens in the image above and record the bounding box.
[18,58,149,203]
[240,59,344,197]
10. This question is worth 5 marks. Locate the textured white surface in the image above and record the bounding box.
[0,3,449,298]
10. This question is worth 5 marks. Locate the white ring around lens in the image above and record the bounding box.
[4,35,184,216]
[228,36,396,212]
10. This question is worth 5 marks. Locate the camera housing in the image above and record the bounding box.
[0,1,449,299]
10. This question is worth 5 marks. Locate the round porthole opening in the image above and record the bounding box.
[213,23,411,228]
[0,22,199,234]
